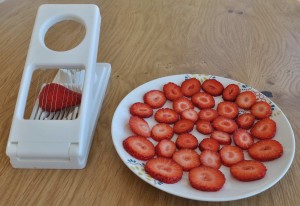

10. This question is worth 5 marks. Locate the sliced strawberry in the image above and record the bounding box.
[145,157,183,183]
[163,82,183,101]
[181,109,198,122]
[251,118,276,139]
[236,113,255,129]
[219,145,244,167]
[181,78,201,97]
[172,149,201,171]
[196,120,214,135]
[143,90,167,109]
[236,91,256,110]
[200,150,221,169]
[251,101,272,119]
[173,97,194,114]
[233,129,254,149]
[212,116,238,134]
[123,136,155,160]
[199,138,220,152]
[130,102,153,118]
[155,139,176,158]
[248,139,283,161]
[202,79,224,96]
[222,84,240,101]
[173,119,194,134]
[151,123,174,141]
[189,166,225,191]
[198,109,218,122]
[192,92,215,109]
[230,160,267,182]
[217,101,239,119]
[154,108,179,124]
[176,133,198,149]
[210,131,232,145]
[129,116,151,137]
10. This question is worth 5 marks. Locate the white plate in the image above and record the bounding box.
[111,74,295,201]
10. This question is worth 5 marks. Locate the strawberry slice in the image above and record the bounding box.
[236,113,255,129]
[130,102,153,118]
[248,139,283,161]
[181,78,201,97]
[155,139,176,158]
[163,82,183,101]
[145,157,183,184]
[154,108,179,124]
[192,92,215,109]
[189,166,225,191]
[151,123,174,141]
[198,109,218,122]
[222,84,240,101]
[181,109,198,122]
[196,120,214,135]
[236,91,256,110]
[123,136,155,160]
[143,90,167,109]
[251,101,272,119]
[202,79,224,96]
[219,145,244,167]
[200,150,221,169]
[199,138,220,152]
[217,101,239,119]
[251,118,276,139]
[233,129,254,149]
[230,160,267,181]
[129,116,151,137]
[172,149,201,171]
[210,131,232,145]
[173,97,194,114]
[176,133,198,149]
[173,119,194,134]
[212,116,238,134]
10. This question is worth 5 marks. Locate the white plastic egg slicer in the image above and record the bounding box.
[6,4,111,169]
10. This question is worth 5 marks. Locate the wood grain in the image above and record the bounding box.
[0,0,300,205]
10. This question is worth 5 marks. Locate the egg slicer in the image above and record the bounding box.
[6,4,111,169]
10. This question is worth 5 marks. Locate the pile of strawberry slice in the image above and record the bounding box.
[123,77,283,192]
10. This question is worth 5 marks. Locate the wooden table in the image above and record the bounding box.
[0,0,299,205]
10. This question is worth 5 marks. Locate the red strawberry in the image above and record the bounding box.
[181,78,201,97]
[189,166,225,191]
[202,79,224,96]
[151,123,174,141]
[199,138,220,152]
[130,102,153,118]
[233,129,254,149]
[236,91,256,110]
[251,118,276,139]
[200,150,221,169]
[196,120,214,135]
[198,109,218,122]
[143,90,166,109]
[155,139,176,158]
[210,131,232,145]
[173,97,194,114]
[145,157,183,183]
[176,133,198,149]
[173,119,194,134]
[129,116,151,137]
[222,84,240,101]
[192,92,215,109]
[230,160,267,181]
[220,145,244,167]
[251,101,272,119]
[154,108,179,124]
[248,140,283,161]
[236,113,255,129]
[163,82,183,101]
[123,136,155,160]
[181,109,198,122]
[217,101,239,119]
[38,83,81,112]
[172,149,201,171]
[212,116,238,134]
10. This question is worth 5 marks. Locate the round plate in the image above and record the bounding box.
[111,74,295,201]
